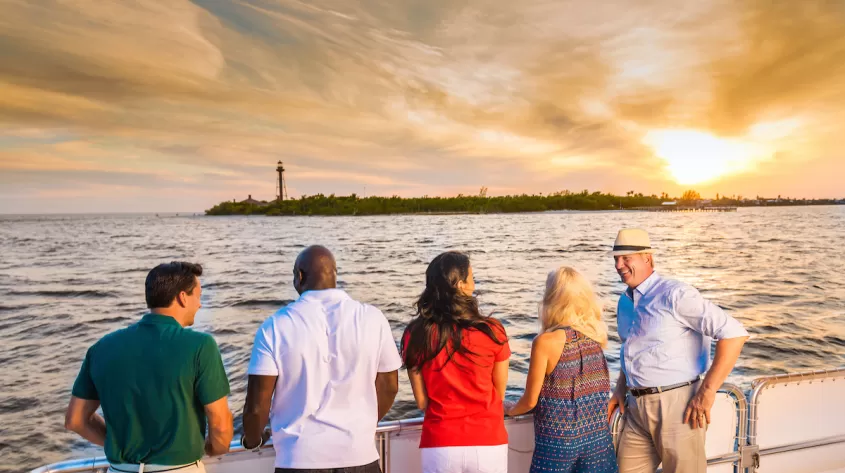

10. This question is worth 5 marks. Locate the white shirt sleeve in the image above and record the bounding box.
[673,283,749,340]
[247,318,279,376]
[376,311,403,373]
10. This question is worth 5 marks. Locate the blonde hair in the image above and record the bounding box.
[540,267,608,348]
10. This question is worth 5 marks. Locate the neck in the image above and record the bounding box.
[150,308,188,327]
[303,283,336,292]
[627,270,655,291]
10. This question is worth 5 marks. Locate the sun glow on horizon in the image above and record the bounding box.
[643,129,763,185]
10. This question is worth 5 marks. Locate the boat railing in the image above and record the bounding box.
[30,368,845,473]
[746,367,845,473]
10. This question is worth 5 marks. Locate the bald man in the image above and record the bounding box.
[241,246,402,473]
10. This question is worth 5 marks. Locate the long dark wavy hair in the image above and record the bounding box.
[402,251,506,371]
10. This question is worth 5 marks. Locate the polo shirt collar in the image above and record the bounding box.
[298,288,350,303]
[626,271,661,299]
[140,312,183,327]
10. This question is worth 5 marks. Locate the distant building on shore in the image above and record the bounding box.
[240,194,268,206]
[231,163,289,206]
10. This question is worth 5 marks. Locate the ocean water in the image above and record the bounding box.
[1,207,844,472]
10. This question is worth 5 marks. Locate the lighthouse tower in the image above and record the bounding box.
[276,161,288,201]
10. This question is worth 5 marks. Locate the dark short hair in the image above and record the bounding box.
[145,262,203,309]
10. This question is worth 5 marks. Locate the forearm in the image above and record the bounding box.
[414,393,428,411]
[241,408,269,449]
[613,370,627,395]
[495,383,507,401]
[408,369,429,411]
[74,414,107,446]
[375,371,399,421]
[205,423,233,456]
[377,390,398,420]
[508,392,537,417]
[702,337,748,392]
[492,361,509,402]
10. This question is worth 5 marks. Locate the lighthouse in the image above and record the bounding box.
[276,161,288,201]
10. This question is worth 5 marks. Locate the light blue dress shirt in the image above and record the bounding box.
[616,272,749,389]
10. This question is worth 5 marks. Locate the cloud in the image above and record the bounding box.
[704,1,845,134]
[1,0,844,213]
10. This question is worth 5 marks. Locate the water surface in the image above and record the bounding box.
[1,207,844,473]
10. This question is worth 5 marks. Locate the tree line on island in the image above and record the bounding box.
[205,188,844,216]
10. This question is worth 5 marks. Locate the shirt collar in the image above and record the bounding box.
[626,271,661,299]
[297,288,350,303]
[140,312,183,327]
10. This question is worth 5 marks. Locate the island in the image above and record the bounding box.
[205,190,844,216]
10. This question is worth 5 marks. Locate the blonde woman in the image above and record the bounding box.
[506,267,618,473]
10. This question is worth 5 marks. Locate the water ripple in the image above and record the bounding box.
[1,207,844,472]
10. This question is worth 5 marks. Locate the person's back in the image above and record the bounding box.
[538,327,610,420]
[507,267,617,473]
[66,262,233,473]
[533,327,615,472]
[415,323,510,448]
[250,289,399,464]
[79,318,226,463]
[242,245,401,473]
[403,251,511,473]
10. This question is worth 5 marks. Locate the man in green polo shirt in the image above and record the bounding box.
[65,261,233,473]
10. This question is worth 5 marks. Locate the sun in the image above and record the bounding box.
[643,129,758,185]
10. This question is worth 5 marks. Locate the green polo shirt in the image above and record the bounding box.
[72,313,230,465]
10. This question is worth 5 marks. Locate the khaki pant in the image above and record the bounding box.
[617,383,706,473]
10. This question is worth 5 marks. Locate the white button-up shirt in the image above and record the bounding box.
[617,272,748,388]
[248,289,403,469]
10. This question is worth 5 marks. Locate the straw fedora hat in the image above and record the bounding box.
[611,228,656,256]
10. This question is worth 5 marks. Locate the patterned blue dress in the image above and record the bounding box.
[530,327,618,473]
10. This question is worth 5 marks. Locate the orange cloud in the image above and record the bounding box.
[1,0,844,213]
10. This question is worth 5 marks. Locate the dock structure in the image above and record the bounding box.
[629,206,737,212]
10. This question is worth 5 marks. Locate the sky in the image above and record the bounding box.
[1,0,844,213]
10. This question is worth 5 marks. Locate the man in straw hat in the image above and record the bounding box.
[608,228,749,473]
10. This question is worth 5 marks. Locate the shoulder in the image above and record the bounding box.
[402,315,427,341]
[480,317,508,339]
[345,300,391,330]
[484,316,505,330]
[403,315,421,332]
[261,303,299,327]
[650,273,684,290]
[91,325,135,353]
[533,330,565,351]
[658,276,699,298]
[644,274,695,303]
[182,329,220,352]
[359,301,387,319]
[476,317,508,347]
[97,325,129,344]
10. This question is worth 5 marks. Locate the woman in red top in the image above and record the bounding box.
[402,251,511,473]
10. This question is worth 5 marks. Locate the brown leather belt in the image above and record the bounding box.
[629,375,703,397]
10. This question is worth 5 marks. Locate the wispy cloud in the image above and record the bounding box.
[1,0,844,212]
